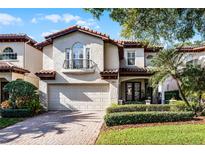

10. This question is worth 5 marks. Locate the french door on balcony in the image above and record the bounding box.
[125,82,141,101]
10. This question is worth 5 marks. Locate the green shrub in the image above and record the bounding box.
[169,100,196,111]
[104,111,194,126]
[106,104,171,113]
[1,109,32,118]
[3,80,38,109]
[25,95,43,114]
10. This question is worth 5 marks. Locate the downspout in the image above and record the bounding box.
[23,40,31,80]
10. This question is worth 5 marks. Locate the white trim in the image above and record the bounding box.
[124,49,136,66]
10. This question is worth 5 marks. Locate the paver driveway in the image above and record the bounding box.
[0,111,104,145]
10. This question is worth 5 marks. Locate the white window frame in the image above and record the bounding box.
[65,43,91,69]
[125,49,136,66]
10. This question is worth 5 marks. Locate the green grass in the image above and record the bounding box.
[0,118,23,129]
[96,124,205,145]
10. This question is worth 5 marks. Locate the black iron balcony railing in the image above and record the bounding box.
[63,59,97,70]
[0,53,17,60]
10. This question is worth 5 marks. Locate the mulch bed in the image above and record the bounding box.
[101,116,205,132]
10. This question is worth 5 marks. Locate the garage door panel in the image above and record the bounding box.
[48,84,110,111]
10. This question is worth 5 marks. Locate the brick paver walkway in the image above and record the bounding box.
[0,111,104,145]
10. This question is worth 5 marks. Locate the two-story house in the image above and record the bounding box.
[35,25,162,111]
[0,34,42,102]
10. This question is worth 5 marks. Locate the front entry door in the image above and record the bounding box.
[126,82,141,101]
[1,82,9,102]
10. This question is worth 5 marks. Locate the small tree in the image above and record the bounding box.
[3,79,38,109]
[150,48,191,107]
[181,63,205,115]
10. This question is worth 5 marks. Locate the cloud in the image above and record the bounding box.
[63,14,80,23]
[41,29,59,37]
[31,17,37,24]
[44,14,61,23]
[0,13,22,25]
[76,19,100,29]
[31,13,100,29]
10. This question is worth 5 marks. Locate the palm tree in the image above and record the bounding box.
[150,48,191,107]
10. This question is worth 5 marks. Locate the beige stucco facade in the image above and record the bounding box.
[39,31,121,110]
[39,30,163,110]
[0,41,42,102]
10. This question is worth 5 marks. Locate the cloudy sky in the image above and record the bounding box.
[0,8,122,42]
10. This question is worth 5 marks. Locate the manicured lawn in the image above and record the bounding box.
[0,118,24,129]
[96,124,205,145]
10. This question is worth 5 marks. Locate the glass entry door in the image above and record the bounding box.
[125,82,141,101]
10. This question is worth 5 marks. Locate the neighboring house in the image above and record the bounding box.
[160,46,205,103]
[35,25,162,111]
[0,34,42,102]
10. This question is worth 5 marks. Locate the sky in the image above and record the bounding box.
[0,8,122,42]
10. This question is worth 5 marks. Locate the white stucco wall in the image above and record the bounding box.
[42,31,106,84]
[120,48,145,68]
[25,44,42,73]
[39,32,122,108]
[104,43,119,70]
[0,42,25,67]
[43,45,53,70]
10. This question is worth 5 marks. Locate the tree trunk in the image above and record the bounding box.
[174,78,191,107]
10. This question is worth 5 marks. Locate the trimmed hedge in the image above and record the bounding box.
[104,111,194,126]
[0,109,32,118]
[106,104,171,113]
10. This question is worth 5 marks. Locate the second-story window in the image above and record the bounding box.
[64,42,91,69]
[3,47,13,53]
[73,43,84,68]
[146,55,154,66]
[0,47,17,60]
[127,51,136,66]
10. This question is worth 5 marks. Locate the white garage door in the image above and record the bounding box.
[48,84,110,111]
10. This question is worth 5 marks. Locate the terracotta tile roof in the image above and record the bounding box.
[119,67,153,76]
[178,46,205,52]
[35,25,162,52]
[45,25,109,40]
[100,69,119,79]
[35,70,56,80]
[0,34,37,44]
[0,34,41,50]
[100,69,119,74]
[0,62,30,74]
[35,39,52,48]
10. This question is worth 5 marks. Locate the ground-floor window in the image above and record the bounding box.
[125,82,141,101]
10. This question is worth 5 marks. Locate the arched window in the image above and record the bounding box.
[3,47,13,53]
[64,42,91,69]
[72,43,84,59]
[146,55,154,66]
[1,47,17,60]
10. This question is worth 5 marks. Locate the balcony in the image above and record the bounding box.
[62,59,97,74]
[0,53,17,61]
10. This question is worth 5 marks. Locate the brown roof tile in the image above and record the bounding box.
[35,25,162,52]
[178,46,205,52]
[0,62,30,74]
[119,67,153,76]
[35,70,56,80]
[45,25,109,40]
[0,34,41,50]
[100,69,119,79]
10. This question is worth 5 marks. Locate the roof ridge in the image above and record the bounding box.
[44,25,110,39]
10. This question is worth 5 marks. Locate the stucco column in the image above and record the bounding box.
[109,79,119,104]
[39,80,49,110]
